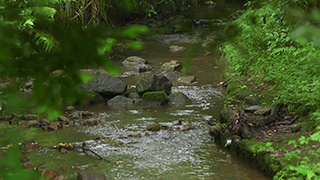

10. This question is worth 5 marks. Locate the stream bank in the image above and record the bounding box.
[210,76,319,178]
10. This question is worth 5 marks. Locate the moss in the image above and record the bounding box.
[142,91,168,102]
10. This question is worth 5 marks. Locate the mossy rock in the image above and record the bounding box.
[140,91,168,106]
[219,108,237,123]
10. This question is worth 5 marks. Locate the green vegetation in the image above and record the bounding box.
[221,0,320,179]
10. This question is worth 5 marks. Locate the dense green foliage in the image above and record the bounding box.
[221,0,320,179]
[222,0,320,116]
[0,0,151,118]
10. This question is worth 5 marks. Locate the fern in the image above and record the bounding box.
[34,31,58,52]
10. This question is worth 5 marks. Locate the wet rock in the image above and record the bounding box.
[59,148,68,154]
[66,106,75,111]
[134,64,153,73]
[254,107,271,116]
[244,105,261,113]
[58,116,69,122]
[219,108,236,123]
[169,45,185,52]
[136,74,172,95]
[22,114,39,121]
[244,96,260,105]
[163,71,180,84]
[60,166,68,172]
[128,92,140,99]
[77,171,106,180]
[21,139,39,153]
[82,74,127,98]
[147,124,161,131]
[178,76,196,84]
[209,124,223,136]
[140,91,168,106]
[122,56,147,65]
[42,169,60,180]
[168,92,190,103]
[290,123,302,133]
[81,120,103,126]
[182,125,194,131]
[0,114,14,121]
[107,95,134,105]
[44,123,60,131]
[160,61,182,72]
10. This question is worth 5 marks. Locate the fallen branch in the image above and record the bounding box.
[82,142,110,162]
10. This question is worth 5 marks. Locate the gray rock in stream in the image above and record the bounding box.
[122,56,147,65]
[168,92,190,103]
[107,95,134,105]
[136,74,172,95]
[160,61,182,72]
[134,64,153,73]
[77,171,106,180]
[82,74,127,98]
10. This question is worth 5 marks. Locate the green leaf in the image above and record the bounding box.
[79,73,93,84]
[123,26,149,39]
[126,41,144,50]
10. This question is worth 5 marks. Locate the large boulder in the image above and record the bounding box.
[140,91,168,106]
[82,74,127,98]
[107,95,134,105]
[168,92,190,103]
[136,74,172,95]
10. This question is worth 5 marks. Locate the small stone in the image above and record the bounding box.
[60,166,68,172]
[160,61,182,72]
[134,64,153,73]
[23,114,40,121]
[66,106,75,111]
[42,169,59,180]
[254,107,271,116]
[58,116,69,122]
[128,92,140,99]
[122,56,147,65]
[59,148,68,154]
[209,125,222,137]
[244,105,261,113]
[181,125,194,131]
[147,124,161,131]
[178,76,196,84]
[290,123,302,133]
[44,123,60,131]
[169,45,185,52]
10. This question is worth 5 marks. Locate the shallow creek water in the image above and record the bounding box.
[2,3,270,180]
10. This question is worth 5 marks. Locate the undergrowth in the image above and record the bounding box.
[221,0,320,179]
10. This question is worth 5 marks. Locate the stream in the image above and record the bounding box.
[1,2,271,180]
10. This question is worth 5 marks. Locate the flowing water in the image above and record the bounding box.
[1,2,271,180]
